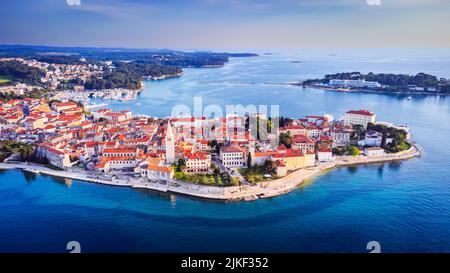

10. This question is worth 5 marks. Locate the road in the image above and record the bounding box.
[212,155,249,185]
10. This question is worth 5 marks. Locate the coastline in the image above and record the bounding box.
[300,84,450,96]
[0,144,421,202]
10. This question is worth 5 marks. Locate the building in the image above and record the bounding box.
[344,110,376,129]
[103,147,136,157]
[95,156,138,173]
[291,134,315,152]
[317,148,334,162]
[331,128,352,148]
[38,143,72,169]
[275,160,287,177]
[280,125,307,136]
[54,101,78,113]
[253,150,277,166]
[358,130,383,147]
[305,150,316,167]
[165,122,176,163]
[329,79,381,89]
[93,109,132,123]
[136,157,174,180]
[272,149,305,171]
[220,146,246,168]
[183,151,211,174]
[365,147,385,157]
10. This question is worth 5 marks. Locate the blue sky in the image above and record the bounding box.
[1,0,450,49]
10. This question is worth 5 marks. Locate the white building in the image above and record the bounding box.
[317,148,334,162]
[38,144,72,169]
[365,147,385,157]
[95,156,138,173]
[220,146,246,168]
[344,110,376,129]
[136,158,174,180]
[165,122,175,163]
[183,151,211,174]
[358,131,383,147]
[329,79,381,89]
[331,129,352,148]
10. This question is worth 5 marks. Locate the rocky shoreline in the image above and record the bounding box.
[301,84,450,96]
[0,144,421,202]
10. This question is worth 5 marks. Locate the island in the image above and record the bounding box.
[301,72,450,95]
[0,99,420,201]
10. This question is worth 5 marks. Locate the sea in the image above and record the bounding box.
[1,48,450,252]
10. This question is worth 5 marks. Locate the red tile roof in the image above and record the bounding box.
[346,110,375,116]
[221,146,244,153]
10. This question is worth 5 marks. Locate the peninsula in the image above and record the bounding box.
[0,45,258,102]
[0,99,420,201]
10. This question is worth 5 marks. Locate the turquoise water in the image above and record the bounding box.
[1,49,450,252]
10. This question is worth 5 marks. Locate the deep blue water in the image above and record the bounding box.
[1,49,450,252]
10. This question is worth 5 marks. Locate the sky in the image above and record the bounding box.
[1,0,450,49]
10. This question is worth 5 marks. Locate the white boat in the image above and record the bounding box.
[406,96,412,100]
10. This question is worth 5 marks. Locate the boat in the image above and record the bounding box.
[406,96,412,100]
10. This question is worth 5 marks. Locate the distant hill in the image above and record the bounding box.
[0,44,258,68]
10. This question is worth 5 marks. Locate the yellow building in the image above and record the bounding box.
[273,149,306,171]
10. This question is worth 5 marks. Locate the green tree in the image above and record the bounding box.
[352,124,366,140]
[174,172,185,180]
[279,132,293,148]
[247,152,252,168]
[209,139,218,150]
[175,158,186,172]
[263,159,277,174]
[346,146,360,156]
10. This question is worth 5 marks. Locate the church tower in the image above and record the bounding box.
[165,121,175,164]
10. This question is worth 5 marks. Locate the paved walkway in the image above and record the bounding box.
[0,144,421,201]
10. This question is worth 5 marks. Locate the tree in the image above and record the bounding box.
[175,158,185,172]
[230,177,240,186]
[346,146,360,156]
[279,117,294,128]
[247,152,252,168]
[174,172,185,180]
[353,124,365,140]
[208,139,218,152]
[279,132,293,148]
[263,159,277,174]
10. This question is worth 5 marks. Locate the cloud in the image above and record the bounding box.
[66,0,81,6]
[367,0,382,6]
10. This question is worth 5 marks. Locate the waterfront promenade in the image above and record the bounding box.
[0,144,420,201]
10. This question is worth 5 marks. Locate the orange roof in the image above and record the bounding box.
[56,102,77,108]
[255,151,277,158]
[274,149,304,158]
[100,156,136,162]
[275,160,286,167]
[292,134,315,144]
[103,148,135,154]
[147,165,173,173]
[284,125,306,130]
[221,146,244,153]
[185,151,209,160]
